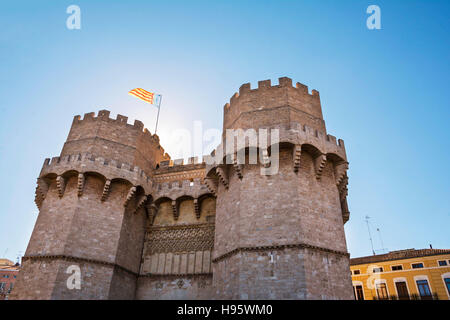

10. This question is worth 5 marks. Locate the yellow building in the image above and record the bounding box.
[350,248,450,300]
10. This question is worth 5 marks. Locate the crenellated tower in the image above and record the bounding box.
[11,111,168,299]
[206,77,353,299]
[11,77,353,300]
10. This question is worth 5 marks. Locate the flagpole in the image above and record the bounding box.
[154,95,162,135]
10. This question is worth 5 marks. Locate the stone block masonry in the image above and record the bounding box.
[11,77,353,300]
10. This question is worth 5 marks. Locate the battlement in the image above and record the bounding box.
[156,156,208,170]
[225,77,319,108]
[153,156,207,175]
[153,177,211,202]
[72,110,160,142]
[290,122,346,153]
[40,152,152,193]
[156,177,204,191]
[223,77,325,133]
[62,110,169,175]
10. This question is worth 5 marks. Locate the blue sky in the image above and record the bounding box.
[0,0,449,262]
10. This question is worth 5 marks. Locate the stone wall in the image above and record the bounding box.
[137,179,216,298]
[10,119,156,299]
[209,77,352,299]
[11,258,116,300]
[136,275,213,300]
[210,146,352,299]
[10,167,146,299]
[12,77,353,300]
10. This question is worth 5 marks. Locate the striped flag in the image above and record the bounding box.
[128,88,161,107]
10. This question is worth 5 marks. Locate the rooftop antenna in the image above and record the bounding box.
[365,216,376,255]
[376,227,387,254]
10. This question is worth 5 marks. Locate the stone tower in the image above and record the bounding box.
[11,77,353,300]
[10,110,168,299]
[206,77,353,299]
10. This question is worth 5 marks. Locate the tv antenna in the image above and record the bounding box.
[376,227,387,254]
[365,216,376,255]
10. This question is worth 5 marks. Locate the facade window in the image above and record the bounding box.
[444,278,450,296]
[395,281,409,300]
[3,275,9,278]
[376,283,388,300]
[438,260,448,266]
[412,263,424,269]
[0,282,5,291]
[373,267,383,273]
[391,265,403,271]
[416,280,432,300]
[353,285,364,300]
[353,270,360,275]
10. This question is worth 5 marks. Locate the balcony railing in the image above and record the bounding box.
[372,292,439,300]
